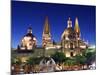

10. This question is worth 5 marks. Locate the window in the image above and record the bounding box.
[70,52,73,57]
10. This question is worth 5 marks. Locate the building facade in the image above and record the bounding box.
[42,16,53,48]
[17,27,37,50]
[16,17,88,57]
[61,17,88,57]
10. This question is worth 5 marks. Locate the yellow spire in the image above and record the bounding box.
[43,16,50,35]
[74,17,80,33]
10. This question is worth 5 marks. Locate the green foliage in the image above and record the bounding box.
[74,54,87,65]
[85,51,96,65]
[27,56,44,65]
[11,47,96,67]
[11,57,21,65]
[64,58,77,66]
[51,52,66,63]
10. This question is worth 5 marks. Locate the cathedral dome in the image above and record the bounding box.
[62,27,75,40]
[24,26,37,41]
[61,17,75,40]
[19,27,37,50]
[25,33,36,39]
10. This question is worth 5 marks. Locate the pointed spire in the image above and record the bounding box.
[67,17,72,28]
[42,16,52,47]
[43,16,50,35]
[74,17,80,33]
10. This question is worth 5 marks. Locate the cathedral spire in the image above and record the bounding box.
[74,17,80,33]
[43,16,51,35]
[42,16,52,47]
[67,17,72,28]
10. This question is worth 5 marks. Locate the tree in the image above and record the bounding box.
[51,52,66,64]
[64,58,77,66]
[85,51,96,65]
[27,57,34,65]
[74,54,87,65]
[27,56,43,65]
[11,57,22,65]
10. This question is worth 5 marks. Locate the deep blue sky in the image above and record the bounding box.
[11,1,96,48]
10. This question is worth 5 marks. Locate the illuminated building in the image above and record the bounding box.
[18,26,37,50]
[42,16,53,48]
[61,17,88,57]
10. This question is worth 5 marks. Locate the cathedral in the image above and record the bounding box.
[16,16,88,57]
[61,17,88,57]
[17,27,37,50]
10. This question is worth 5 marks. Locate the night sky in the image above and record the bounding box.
[11,1,96,48]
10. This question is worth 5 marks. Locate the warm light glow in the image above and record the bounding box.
[80,45,86,49]
[33,37,36,40]
[74,17,80,33]
[21,57,28,63]
[77,37,80,40]
[45,46,56,50]
[20,35,37,50]
[56,45,61,49]
[65,52,70,57]
[66,37,69,40]
[20,47,25,50]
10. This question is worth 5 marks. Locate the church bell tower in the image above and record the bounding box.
[74,17,81,48]
[42,16,53,48]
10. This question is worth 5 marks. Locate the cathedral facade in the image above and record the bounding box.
[61,17,88,57]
